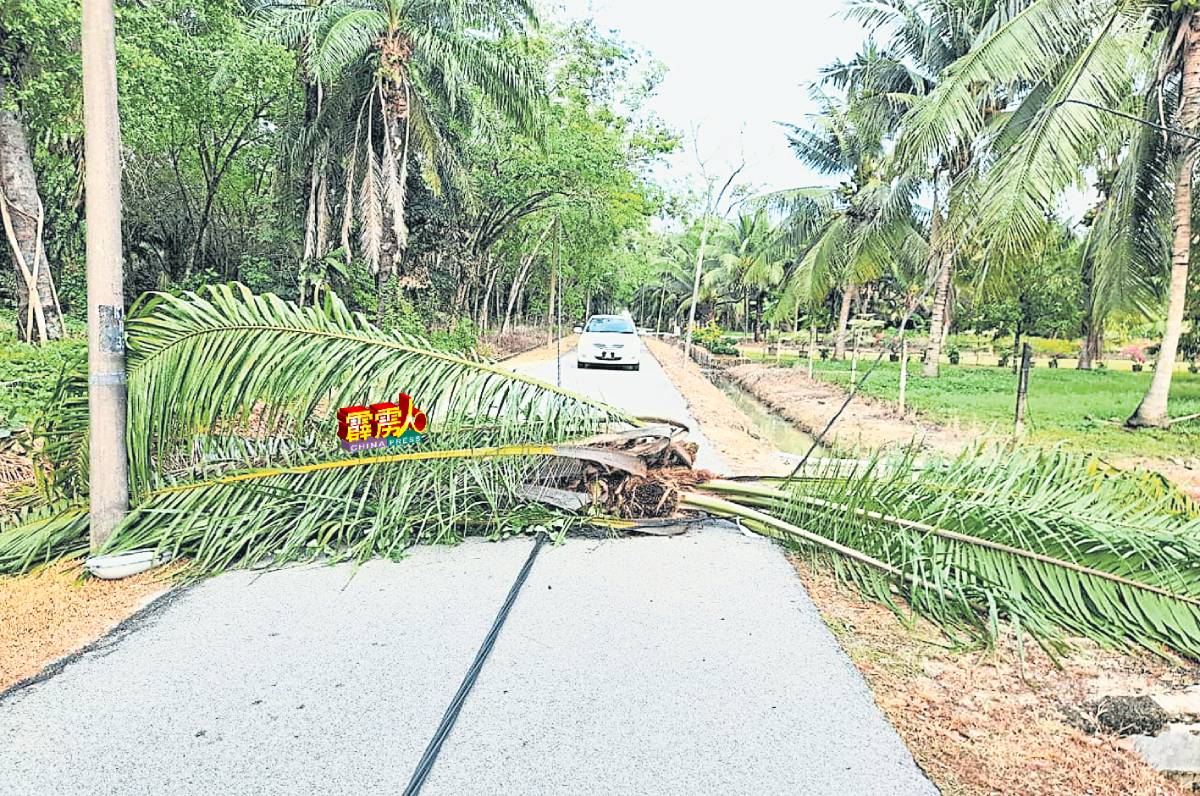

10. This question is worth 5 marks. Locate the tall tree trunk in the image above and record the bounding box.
[941,284,953,340]
[301,82,322,266]
[683,212,712,359]
[833,284,855,360]
[0,74,63,342]
[501,220,553,334]
[302,161,319,264]
[922,248,953,378]
[922,175,949,378]
[1078,249,1101,369]
[754,291,764,342]
[453,258,471,317]
[479,258,497,330]
[1012,322,1023,375]
[1079,316,1103,370]
[545,255,556,344]
[1129,11,1200,428]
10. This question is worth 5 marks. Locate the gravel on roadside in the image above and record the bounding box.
[0,561,175,691]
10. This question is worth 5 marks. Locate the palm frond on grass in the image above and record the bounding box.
[691,446,1200,660]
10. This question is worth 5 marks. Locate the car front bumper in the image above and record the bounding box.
[577,348,640,365]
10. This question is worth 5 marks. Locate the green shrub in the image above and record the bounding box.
[0,320,85,431]
[691,321,725,349]
[691,321,740,355]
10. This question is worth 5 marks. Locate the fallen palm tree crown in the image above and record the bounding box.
[2,284,1200,662]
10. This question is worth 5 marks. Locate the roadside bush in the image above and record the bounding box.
[692,322,740,356]
[691,321,724,349]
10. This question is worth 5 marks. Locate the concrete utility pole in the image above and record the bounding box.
[82,0,129,549]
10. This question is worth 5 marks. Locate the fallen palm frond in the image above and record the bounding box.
[0,502,89,574]
[122,283,639,496]
[692,446,1200,660]
[5,285,1199,664]
[1,284,646,575]
[22,283,639,507]
[101,447,582,577]
[2,432,676,578]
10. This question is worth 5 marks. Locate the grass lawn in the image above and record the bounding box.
[753,354,1200,461]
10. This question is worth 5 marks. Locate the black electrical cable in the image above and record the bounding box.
[403,533,547,796]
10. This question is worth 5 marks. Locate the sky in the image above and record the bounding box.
[555,0,864,199]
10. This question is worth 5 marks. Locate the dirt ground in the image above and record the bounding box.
[650,340,1190,796]
[643,338,786,476]
[0,561,175,691]
[727,362,972,457]
[727,362,1200,498]
[799,566,1190,796]
[499,333,580,370]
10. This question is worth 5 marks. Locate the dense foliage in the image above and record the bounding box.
[0,1,671,332]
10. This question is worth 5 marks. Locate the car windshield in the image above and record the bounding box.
[585,317,635,334]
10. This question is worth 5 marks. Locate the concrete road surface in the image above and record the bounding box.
[0,345,936,795]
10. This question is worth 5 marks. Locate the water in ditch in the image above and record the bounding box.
[717,378,827,459]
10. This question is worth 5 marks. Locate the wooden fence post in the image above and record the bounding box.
[1014,343,1033,437]
[898,338,908,415]
[850,330,860,389]
[807,323,816,379]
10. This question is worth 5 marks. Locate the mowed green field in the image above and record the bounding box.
[753,354,1200,460]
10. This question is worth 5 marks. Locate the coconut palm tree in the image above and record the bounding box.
[764,91,925,359]
[847,0,1021,376]
[701,211,784,339]
[897,0,1191,427]
[261,0,544,281]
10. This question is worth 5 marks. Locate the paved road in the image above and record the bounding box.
[0,346,936,795]
[517,342,728,471]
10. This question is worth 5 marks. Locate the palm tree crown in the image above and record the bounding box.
[261,0,545,280]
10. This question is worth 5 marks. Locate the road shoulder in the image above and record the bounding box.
[649,338,1190,796]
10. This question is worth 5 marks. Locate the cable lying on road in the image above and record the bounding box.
[404,533,548,796]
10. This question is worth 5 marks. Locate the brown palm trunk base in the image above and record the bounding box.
[1128,10,1200,428]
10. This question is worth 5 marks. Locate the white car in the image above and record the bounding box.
[577,314,641,370]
